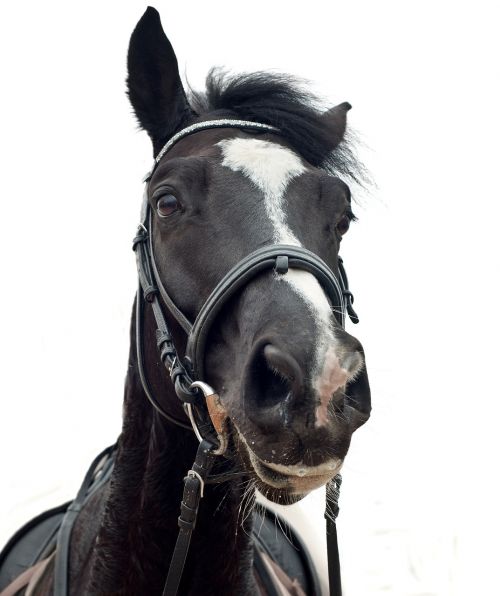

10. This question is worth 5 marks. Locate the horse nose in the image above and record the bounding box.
[243,331,367,430]
[243,341,305,428]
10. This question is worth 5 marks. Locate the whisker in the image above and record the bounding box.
[238,481,256,535]
[213,488,230,515]
[273,509,297,549]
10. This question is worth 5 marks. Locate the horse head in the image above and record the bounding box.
[128,7,371,505]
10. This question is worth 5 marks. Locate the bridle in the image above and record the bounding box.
[133,118,359,595]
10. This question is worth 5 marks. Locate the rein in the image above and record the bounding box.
[138,119,357,595]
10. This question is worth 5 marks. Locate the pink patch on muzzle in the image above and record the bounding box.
[314,347,348,427]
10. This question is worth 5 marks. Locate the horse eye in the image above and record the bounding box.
[156,194,180,218]
[336,214,351,236]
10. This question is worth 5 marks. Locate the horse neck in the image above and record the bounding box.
[87,300,256,595]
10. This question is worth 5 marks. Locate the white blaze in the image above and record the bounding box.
[218,137,304,245]
[218,138,345,426]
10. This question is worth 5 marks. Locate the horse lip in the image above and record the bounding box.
[237,429,342,490]
[252,454,339,493]
[259,458,342,478]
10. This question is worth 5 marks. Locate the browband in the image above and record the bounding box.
[146,119,279,180]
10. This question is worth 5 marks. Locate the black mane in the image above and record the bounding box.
[189,68,365,184]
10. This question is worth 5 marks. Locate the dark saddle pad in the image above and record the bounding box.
[0,448,321,595]
[0,502,68,591]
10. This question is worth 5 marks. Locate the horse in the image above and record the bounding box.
[0,6,371,595]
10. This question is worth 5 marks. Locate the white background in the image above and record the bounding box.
[0,1,499,594]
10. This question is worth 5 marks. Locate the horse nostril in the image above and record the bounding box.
[262,345,301,385]
[245,344,303,412]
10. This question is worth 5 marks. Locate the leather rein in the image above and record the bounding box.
[132,119,359,595]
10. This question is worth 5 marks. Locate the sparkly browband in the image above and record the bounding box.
[154,119,279,165]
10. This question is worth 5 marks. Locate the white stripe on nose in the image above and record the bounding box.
[218,137,344,425]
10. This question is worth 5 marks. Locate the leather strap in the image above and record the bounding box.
[253,547,281,596]
[325,475,343,596]
[0,555,53,596]
[135,285,194,430]
[338,256,358,324]
[326,521,342,596]
[133,221,198,404]
[25,552,55,596]
[148,208,193,335]
[53,445,116,596]
[162,439,217,596]
[186,244,348,379]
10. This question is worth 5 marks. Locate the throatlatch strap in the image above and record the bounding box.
[162,439,216,596]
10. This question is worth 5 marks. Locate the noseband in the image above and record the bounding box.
[133,119,357,595]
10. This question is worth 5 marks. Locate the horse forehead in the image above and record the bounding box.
[217,137,307,194]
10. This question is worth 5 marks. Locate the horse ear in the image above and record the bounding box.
[321,101,351,149]
[127,7,194,155]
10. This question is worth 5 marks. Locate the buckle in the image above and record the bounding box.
[186,469,205,498]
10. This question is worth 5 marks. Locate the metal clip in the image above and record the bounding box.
[188,382,229,456]
[184,403,204,444]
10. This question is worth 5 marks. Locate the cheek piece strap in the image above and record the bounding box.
[132,119,357,596]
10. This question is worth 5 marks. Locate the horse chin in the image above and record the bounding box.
[234,427,343,505]
[255,483,307,505]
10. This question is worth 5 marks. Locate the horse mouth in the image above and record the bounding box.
[236,429,343,499]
